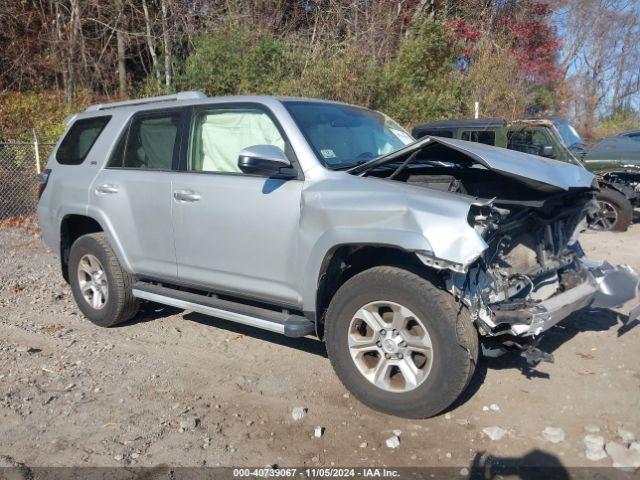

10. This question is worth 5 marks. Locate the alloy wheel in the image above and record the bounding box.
[588,200,618,231]
[348,301,433,393]
[77,254,108,310]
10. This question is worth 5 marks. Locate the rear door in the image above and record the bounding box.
[89,108,186,280]
[171,104,304,307]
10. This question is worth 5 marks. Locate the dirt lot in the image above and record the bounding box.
[1,222,639,471]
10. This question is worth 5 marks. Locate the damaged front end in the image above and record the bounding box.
[447,196,640,356]
[353,136,640,360]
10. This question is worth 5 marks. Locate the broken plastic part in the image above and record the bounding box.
[521,345,555,365]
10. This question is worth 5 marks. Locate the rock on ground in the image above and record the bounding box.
[606,442,640,468]
[386,436,400,449]
[584,435,608,462]
[617,427,635,443]
[482,427,507,441]
[542,427,565,444]
[291,407,307,421]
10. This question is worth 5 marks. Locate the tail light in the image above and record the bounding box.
[37,169,51,199]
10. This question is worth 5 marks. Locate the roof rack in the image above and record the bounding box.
[85,91,207,112]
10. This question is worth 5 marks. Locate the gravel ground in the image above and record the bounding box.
[0,223,639,470]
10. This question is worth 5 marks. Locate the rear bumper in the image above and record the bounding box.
[493,261,640,337]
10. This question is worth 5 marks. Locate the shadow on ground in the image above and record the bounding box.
[469,449,571,480]
[122,300,634,411]
[449,307,633,411]
[117,301,327,357]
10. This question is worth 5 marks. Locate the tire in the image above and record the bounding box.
[324,266,478,418]
[68,232,140,327]
[588,188,633,232]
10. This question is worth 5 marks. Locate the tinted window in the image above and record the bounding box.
[56,116,111,165]
[414,129,454,139]
[507,128,551,156]
[461,130,495,145]
[627,133,640,142]
[189,108,285,173]
[117,113,180,169]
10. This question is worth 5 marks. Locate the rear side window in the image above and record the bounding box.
[461,130,495,145]
[108,112,180,170]
[56,116,111,165]
[415,129,454,139]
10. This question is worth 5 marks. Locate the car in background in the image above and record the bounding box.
[618,129,640,142]
[412,118,635,231]
[546,118,640,224]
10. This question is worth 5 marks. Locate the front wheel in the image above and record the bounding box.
[588,188,633,232]
[324,266,478,418]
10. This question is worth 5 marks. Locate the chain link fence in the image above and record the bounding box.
[0,141,55,227]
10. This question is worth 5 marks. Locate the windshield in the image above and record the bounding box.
[552,118,583,147]
[283,101,414,169]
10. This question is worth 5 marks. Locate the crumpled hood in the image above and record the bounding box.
[350,136,596,191]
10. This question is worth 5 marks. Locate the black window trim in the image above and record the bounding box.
[56,115,112,165]
[105,107,187,172]
[177,102,304,181]
[460,129,497,145]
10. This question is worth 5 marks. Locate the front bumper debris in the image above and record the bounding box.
[491,261,640,337]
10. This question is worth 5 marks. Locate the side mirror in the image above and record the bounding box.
[539,145,555,158]
[237,145,297,178]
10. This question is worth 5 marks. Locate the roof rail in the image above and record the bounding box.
[85,91,207,112]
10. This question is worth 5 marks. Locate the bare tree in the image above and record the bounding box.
[160,0,172,87]
[554,0,640,135]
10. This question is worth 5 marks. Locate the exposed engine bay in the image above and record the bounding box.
[356,137,640,346]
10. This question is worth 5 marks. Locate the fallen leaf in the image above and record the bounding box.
[43,324,63,334]
[577,353,594,360]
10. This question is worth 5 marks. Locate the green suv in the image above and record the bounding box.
[412,118,635,231]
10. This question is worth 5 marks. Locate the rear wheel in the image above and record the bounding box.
[588,187,632,232]
[324,266,478,418]
[68,232,140,327]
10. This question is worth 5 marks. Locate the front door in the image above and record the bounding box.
[172,105,304,307]
[90,109,185,280]
[507,127,556,158]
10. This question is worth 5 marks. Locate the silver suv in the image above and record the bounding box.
[38,92,640,418]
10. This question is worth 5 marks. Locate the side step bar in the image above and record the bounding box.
[132,282,315,338]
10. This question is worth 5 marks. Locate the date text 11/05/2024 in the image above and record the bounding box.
[232,468,402,478]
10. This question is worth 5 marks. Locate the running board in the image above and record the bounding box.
[132,282,315,338]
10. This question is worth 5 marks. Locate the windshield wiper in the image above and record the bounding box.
[330,158,381,171]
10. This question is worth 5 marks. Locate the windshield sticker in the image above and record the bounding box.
[390,129,415,145]
[320,149,337,159]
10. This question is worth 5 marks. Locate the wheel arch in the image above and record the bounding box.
[597,177,628,197]
[60,211,133,282]
[310,242,443,340]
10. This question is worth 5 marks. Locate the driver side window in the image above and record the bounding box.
[507,128,551,156]
[189,108,285,173]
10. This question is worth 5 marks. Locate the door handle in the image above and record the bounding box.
[173,190,201,202]
[95,184,119,195]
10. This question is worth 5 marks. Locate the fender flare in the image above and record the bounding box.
[84,205,135,273]
[301,228,434,313]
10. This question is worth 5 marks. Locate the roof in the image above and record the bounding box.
[413,118,507,130]
[84,92,355,114]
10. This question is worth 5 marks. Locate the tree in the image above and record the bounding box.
[554,0,640,136]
